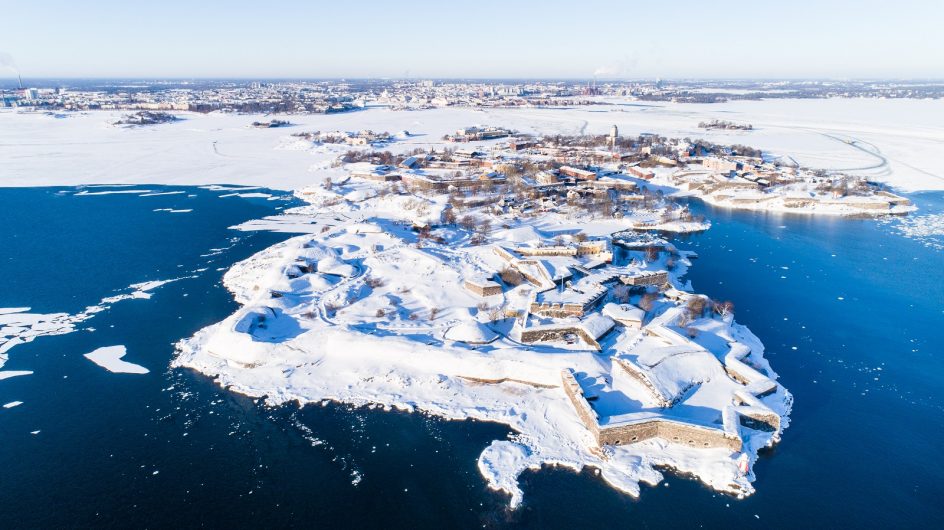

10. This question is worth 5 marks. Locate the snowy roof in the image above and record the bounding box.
[602,303,645,323]
[538,280,605,306]
[466,275,499,288]
[580,314,615,339]
[539,259,575,282]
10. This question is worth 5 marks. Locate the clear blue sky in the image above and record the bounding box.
[2,0,942,79]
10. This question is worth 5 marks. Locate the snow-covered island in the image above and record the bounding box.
[516,132,916,217]
[173,139,793,507]
[112,111,179,127]
[650,156,916,216]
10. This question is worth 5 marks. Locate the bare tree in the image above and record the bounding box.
[458,215,477,231]
[441,207,457,225]
[644,246,660,262]
[712,300,735,318]
[475,218,491,240]
[686,296,707,320]
[611,285,631,304]
[499,267,524,286]
[639,292,657,312]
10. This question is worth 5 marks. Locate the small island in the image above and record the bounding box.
[698,119,753,131]
[291,129,397,146]
[113,111,179,126]
[251,119,292,128]
[653,155,915,215]
[174,130,794,507]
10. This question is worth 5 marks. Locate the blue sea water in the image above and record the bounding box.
[0,186,942,528]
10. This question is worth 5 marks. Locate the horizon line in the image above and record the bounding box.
[4,76,944,83]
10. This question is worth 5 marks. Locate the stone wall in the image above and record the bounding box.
[660,420,740,451]
[877,191,912,205]
[528,302,585,318]
[492,246,516,262]
[735,409,780,433]
[559,370,743,452]
[612,357,671,407]
[522,325,602,350]
[783,198,815,208]
[516,265,551,290]
[464,280,502,297]
[560,370,600,439]
[503,258,554,287]
[516,246,577,257]
[597,418,741,451]
[624,271,669,286]
[597,420,660,446]
[733,392,782,432]
[826,199,891,211]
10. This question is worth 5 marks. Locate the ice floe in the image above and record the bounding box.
[84,345,149,374]
[1,278,181,372]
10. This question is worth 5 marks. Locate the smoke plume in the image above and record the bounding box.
[592,54,641,79]
[0,51,17,72]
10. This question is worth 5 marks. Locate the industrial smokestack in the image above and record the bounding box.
[18,74,23,89]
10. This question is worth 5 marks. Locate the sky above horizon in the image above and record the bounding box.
[1,0,942,80]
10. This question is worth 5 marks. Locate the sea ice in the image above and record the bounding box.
[84,346,149,374]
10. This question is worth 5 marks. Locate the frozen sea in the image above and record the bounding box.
[0,185,942,527]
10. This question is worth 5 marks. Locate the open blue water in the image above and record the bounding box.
[0,186,941,528]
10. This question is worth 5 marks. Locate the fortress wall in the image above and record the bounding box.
[594,418,741,451]
[733,391,782,432]
[612,357,670,407]
[511,259,555,291]
[528,302,585,318]
[560,370,600,439]
[724,343,775,391]
[561,367,743,451]
[522,325,602,350]
[516,247,577,257]
[735,409,781,433]
[492,246,516,262]
[464,280,502,297]
[597,420,660,445]
[624,271,669,286]
[652,420,742,451]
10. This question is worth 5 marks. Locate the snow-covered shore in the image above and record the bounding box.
[2,97,943,192]
[652,170,918,217]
